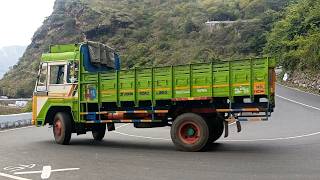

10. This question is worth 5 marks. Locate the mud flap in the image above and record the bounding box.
[107,123,115,131]
[236,121,242,132]
[224,120,229,138]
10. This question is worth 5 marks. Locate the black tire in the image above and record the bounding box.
[92,124,106,141]
[53,112,73,145]
[170,113,210,152]
[207,115,224,143]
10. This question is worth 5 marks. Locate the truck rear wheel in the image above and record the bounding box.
[207,115,224,143]
[53,112,72,145]
[171,113,210,152]
[92,124,106,141]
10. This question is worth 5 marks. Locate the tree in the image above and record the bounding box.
[265,0,320,71]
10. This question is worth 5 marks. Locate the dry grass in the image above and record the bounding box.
[0,106,24,115]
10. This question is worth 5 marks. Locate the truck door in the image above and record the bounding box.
[47,62,77,98]
[33,63,48,125]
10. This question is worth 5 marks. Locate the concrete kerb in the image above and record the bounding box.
[0,113,32,130]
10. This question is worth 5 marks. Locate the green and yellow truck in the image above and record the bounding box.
[32,41,276,151]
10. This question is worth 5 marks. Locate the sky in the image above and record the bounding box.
[0,0,55,48]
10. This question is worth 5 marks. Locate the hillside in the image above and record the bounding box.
[0,0,292,97]
[265,0,320,72]
[265,0,320,92]
[0,45,26,78]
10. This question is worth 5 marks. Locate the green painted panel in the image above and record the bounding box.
[191,64,212,97]
[119,70,135,101]
[173,65,190,98]
[231,60,251,96]
[50,44,79,53]
[213,62,230,97]
[36,98,77,125]
[154,67,172,100]
[82,73,99,82]
[41,52,80,62]
[76,57,273,105]
[137,68,152,101]
[100,72,117,102]
[213,72,229,97]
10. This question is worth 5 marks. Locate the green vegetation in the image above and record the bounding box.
[1,0,318,98]
[265,0,320,72]
[23,102,33,113]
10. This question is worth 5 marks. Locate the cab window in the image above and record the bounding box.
[36,63,48,91]
[50,65,65,84]
[38,63,47,86]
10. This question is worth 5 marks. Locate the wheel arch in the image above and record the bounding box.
[168,106,222,122]
[45,106,74,125]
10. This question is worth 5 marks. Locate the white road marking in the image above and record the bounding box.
[4,164,36,173]
[14,168,80,176]
[113,131,171,141]
[276,95,320,111]
[277,83,320,97]
[115,124,129,130]
[221,131,320,142]
[15,170,42,174]
[114,129,320,142]
[0,172,31,180]
[0,126,34,133]
[41,166,51,179]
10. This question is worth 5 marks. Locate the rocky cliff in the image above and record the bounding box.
[0,0,290,97]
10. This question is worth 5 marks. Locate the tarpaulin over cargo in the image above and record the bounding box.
[87,41,115,68]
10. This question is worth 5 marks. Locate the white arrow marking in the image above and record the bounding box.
[0,172,31,180]
[41,166,51,179]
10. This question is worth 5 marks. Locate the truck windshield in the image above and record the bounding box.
[50,65,65,84]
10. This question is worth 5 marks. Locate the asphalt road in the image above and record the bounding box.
[0,85,320,180]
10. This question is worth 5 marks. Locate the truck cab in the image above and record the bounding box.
[33,44,80,126]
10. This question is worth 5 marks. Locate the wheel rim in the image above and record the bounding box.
[54,119,62,137]
[178,121,201,144]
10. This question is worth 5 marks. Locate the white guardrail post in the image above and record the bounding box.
[0,113,32,130]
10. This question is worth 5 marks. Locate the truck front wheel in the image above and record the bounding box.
[92,124,106,141]
[171,113,210,152]
[53,112,73,145]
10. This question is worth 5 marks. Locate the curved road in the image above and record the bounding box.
[0,85,319,180]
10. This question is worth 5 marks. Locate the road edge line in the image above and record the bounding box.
[276,95,320,111]
[277,83,320,97]
[221,131,320,142]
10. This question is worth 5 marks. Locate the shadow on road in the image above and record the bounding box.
[37,138,287,154]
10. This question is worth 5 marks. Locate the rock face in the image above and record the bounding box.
[0,0,291,97]
[284,71,320,94]
[0,0,138,97]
